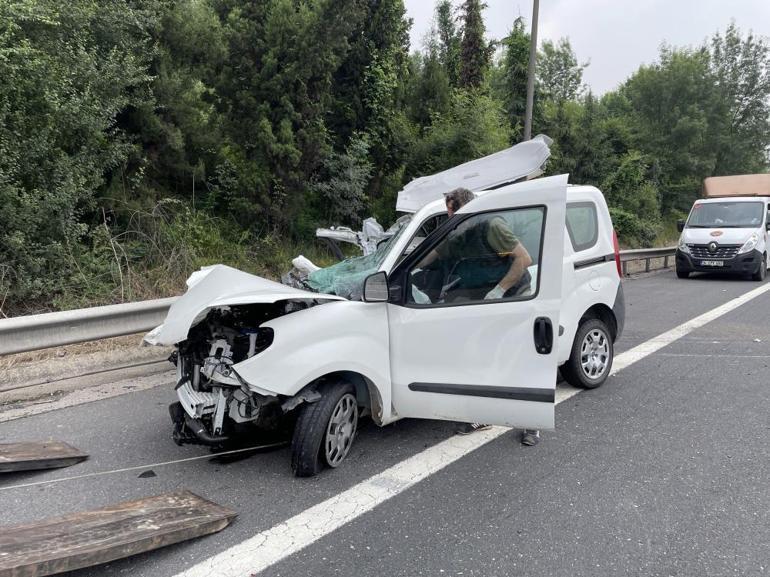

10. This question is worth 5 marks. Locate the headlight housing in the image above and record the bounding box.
[738,233,759,254]
[678,238,690,254]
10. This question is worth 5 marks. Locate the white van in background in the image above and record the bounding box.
[676,174,770,281]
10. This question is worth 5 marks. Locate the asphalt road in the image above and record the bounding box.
[0,270,768,577]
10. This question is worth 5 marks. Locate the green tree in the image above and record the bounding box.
[491,16,530,138]
[709,24,770,175]
[113,0,227,209]
[623,45,717,213]
[0,0,156,307]
[308,135,373,225]
[434,0,461,86]
[407,52,452,127]
[210,0,360,233]
[458,0,492,89]
[538,38,587,103]
[602,151,662,247]
[407,90,511,178]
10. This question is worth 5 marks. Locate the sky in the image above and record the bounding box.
[404,0,770,94]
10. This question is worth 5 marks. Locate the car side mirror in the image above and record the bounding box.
[677,219,685,232]
[363,271,389,302]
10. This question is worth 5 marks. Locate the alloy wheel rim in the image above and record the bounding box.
[325,393,358,467]
[580,328,610,380]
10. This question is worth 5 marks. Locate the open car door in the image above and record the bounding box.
[385,174,567,430]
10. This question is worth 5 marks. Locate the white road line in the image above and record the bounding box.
[656,353,770,358]
[612,281,770,374]
[176,281,770,577]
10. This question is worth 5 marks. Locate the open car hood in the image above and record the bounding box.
[396,134,552,213]
[144,265,344,346]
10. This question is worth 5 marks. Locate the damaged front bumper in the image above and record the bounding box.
[144,265,345,447]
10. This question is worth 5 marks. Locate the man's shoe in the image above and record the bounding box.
[455,423,492,435]
[521,429,540,446]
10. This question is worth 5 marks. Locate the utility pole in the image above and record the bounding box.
[523,0,539,141]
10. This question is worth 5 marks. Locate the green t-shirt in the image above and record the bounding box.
[485,216,520,255]
[439,216,520,260]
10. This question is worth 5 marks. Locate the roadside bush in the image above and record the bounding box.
[610,207,659,248]
[41,200,340,315]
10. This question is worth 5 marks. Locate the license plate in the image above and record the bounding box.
[700,260,724,267]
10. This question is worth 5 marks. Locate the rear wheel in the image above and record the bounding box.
[291,382,358,477]
[562,318,614,389]
[751,254,767,281]
[676,268,690,279]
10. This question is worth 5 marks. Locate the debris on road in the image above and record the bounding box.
[0,490,236,577]
[0,441,87,473]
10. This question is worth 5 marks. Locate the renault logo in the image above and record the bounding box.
[708,241,719,253]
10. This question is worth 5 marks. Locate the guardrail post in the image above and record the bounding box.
[664,255,669,268]
[645,258,651,273]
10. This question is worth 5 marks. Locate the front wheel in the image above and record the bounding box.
[676,268,690,279]
[751,254,767,281]
[291,382,358,477]
[562,318,614,389]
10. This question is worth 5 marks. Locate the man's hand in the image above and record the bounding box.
[484,284,505,300]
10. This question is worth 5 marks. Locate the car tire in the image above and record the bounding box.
[291,382,358,477]
[676,268,689,279]
[752,254,767,281]
[562,318,614,389]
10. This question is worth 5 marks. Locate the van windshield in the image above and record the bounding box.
[686,201,764,228]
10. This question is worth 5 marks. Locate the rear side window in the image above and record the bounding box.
[566,202,598,252]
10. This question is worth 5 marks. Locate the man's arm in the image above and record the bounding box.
[496,243,532,292]
[484,218,532,299]
[418,248,440,268]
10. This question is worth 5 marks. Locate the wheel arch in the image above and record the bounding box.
[294,371,385,426]
[578,303,618,342]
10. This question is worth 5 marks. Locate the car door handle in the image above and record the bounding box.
[533,317,554,355]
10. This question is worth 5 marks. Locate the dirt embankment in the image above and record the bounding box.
[0,334,172,406]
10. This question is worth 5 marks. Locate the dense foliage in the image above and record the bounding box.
[1,0,768,313]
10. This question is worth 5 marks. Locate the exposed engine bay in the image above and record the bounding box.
[169,300,325,447]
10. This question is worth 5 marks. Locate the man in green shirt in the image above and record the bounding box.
[425,188,541,445]
[435,212,533,301]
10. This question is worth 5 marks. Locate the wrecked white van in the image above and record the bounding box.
[145,142,624,477]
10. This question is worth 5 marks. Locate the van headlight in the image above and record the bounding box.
[738,233,759,254]
[678,238,690,254]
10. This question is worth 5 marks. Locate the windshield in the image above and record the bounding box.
[306,216,412,299]
[686,201,764,228]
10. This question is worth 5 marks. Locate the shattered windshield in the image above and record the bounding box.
[687,202,764,228]
[306,217,412,299]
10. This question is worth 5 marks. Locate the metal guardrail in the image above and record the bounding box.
[0,247,677,356]
[619,246,677,276]
[0,297,177,356]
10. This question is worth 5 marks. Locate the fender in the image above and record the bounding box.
[231,300,394,422]
[557,263,620,363]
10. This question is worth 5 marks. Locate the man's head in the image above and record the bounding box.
[444,187,475,217]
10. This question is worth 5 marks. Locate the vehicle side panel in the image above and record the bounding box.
[232,300,393,420]
[557,188,620,363]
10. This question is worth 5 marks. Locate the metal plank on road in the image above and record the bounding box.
[0,441,88,473]
[0,490,236,577]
